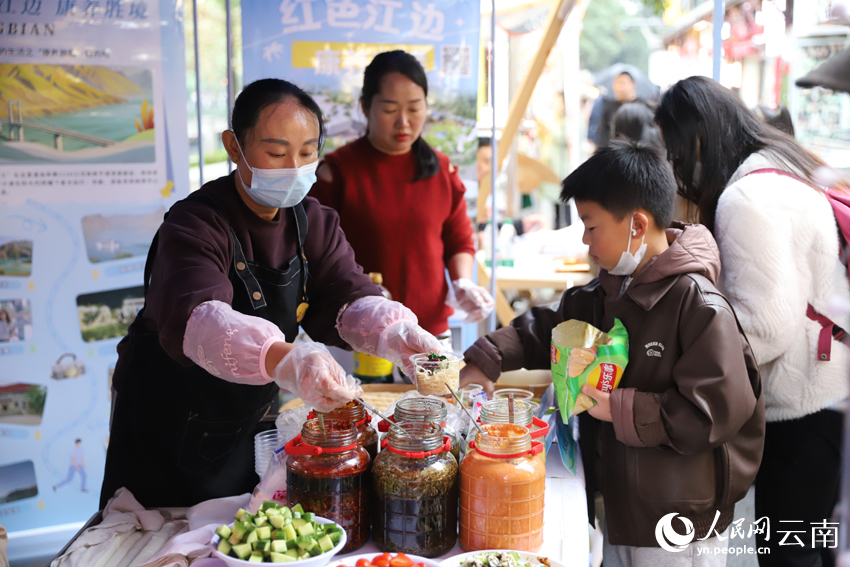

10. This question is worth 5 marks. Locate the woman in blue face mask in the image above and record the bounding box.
[100,79,442,510]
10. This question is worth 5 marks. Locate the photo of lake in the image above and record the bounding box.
[81,207,163,264]
[0,461,38,504]
[0,64,156,164]
[0,237,32,277]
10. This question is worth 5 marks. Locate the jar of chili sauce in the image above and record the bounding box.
[372,422,458,557]
[285,419,370,552]
[459,423,545,551]
[311,400,378,460]
[479,399,549,445]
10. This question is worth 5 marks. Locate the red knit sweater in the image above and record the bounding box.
[310,137,476,335]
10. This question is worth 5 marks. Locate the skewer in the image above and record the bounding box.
[508,393,515,424]
[444,382,486,437]
[355,397,410,437]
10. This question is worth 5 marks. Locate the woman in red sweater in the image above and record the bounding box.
[311,50,493,345]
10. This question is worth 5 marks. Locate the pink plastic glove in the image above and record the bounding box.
[336,296,443,377]
[449,278,495,323]
[183,300,284,385]
[271,342,361,412]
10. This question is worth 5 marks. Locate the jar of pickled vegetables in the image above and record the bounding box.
[379,398,460,461]
[479,399,550,441]
[459,423,545,551]
[285,419,370,553]
[311,400,379,460]
[372,422,458,557]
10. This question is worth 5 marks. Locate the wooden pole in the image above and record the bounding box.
[477,0,578,221]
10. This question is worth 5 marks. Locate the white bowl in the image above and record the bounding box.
[210,516,347,567]
[330,553,442,567]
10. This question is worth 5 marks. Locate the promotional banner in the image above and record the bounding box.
[241,0,481,177]
[0,0,189,545]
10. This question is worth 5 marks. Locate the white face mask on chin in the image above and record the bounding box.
[608,214,647,276]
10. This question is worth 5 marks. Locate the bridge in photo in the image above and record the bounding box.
[4,100,116,149]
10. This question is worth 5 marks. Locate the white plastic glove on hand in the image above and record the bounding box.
[271,342,361,412]
[449,278,495,323]
[337,296,443,377]
[183,300,285,385]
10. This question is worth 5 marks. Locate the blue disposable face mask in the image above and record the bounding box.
[235,139,317,209]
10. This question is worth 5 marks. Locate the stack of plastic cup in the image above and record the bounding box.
[254,429,284,478]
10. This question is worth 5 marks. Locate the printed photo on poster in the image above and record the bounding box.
[0,64,155,164]
[0,383,47,426]
[0,460,38,504]
[81,206,163,264]
[76,286,144,342]
[0,236,33,277]
[0,298,33,342]
[50,353,86,380]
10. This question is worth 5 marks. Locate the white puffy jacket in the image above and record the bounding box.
[715,151,850,422]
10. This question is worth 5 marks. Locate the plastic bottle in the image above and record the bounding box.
[352,273,395,384]
[498,219,516,267]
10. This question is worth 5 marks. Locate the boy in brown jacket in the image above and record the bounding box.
[461,142,765,566]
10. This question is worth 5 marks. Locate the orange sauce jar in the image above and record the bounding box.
[459,423,545,551]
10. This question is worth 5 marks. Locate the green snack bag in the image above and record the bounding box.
[551,318,629,421]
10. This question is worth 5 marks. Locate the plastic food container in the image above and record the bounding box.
[459,423,545,551]
[372,422,459,557]
[285,419,371,553]
[410,353,462,397]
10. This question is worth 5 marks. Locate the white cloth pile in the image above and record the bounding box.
[50,488,250,567]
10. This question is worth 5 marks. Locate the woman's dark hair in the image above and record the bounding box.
[361,50,439,181]
[611,102,663,149]
[656,76,827,232]
[231,78,325,150]
[754,104,796,137]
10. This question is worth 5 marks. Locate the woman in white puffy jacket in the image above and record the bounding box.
[656,76,847,567]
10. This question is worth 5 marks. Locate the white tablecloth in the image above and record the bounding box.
[336,442,590,567]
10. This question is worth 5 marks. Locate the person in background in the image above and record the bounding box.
[595,72,642,148]
[753,104,796,137]
[53,439,87,493]
[102,78,441,508]
[656,76,847,567]
[312,51,495,341]
[610,102,663,149]
[459,142,764,566]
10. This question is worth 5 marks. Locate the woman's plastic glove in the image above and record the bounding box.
[183,300,284,385]
[449,278,495,323]
[337,296,443,377]
[271,342,361,412]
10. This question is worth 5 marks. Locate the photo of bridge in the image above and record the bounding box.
[0,64,157,164]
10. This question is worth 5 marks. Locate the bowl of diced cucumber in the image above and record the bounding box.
[211,502,347,566]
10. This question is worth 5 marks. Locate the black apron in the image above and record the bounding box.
[100,194,309,509]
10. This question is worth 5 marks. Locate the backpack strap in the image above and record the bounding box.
[745,168,850,361]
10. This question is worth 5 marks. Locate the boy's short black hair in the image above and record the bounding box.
[560,140,676,229]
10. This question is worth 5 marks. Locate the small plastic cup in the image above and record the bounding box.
[410,352,463,397]
[254,429,284,478]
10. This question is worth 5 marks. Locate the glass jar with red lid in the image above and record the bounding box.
[479,399,549,442]
[378,398,460,461]
[285,419,370,553]
[372,422,458,557]
[311,400,378,460]
[460,423,545,551]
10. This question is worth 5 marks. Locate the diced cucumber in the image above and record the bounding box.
[296,523,314,537]
[228,534,242,546]
[253,540,271,554]
[269,515,286,529]
[234,508,247,521]
[255,516,269,528]
[302,512,315,522]
[272,529,287,541]
[266,507,281,517]
[292,512,301,520]
[271,551,296,563]
[280,506,292,518]
[245,530,258,545]
[271,540,288,553]
[285,549,300,559]
[296,536,316,552]
[282,524,297,541]
[232,543,252,560]
[256,526,272,541]
[243,513,256,524]
[309,544,323,557]
[299,552,310,560]
[217,539,232,555]
[216,524,232,540]
[231,521,248,542]
[291,503,305,514]
[317,535,334,553]
[261,501,278,511]
[249,553,264,563]
[290,518,306,530]
[328,531,342,545]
